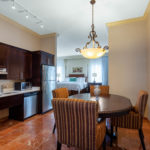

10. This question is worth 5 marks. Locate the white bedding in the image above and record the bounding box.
[56,81,87,93]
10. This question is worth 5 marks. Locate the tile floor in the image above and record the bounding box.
[0,111,150,150]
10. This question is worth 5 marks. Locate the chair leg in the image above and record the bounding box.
[138,129,146,150]
[141,129,144,139]
[110,125,113,147]
[115,127,118,135]
[57,141,62,150]
[53,123,56,134]
[102,136,106,150]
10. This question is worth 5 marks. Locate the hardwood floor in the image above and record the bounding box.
[0,111,150,150]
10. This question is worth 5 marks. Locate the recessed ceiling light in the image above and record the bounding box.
[11,5,16,10]
[26,15,29,19]
[40,25,44,29]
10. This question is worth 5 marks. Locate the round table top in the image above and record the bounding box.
[69,93,132,118]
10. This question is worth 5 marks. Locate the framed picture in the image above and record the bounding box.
[72,67,83,73]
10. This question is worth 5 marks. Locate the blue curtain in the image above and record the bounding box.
[102,56,108,85]
[88,56,108,85]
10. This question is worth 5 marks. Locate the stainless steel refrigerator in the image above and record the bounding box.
[42,65,56,113]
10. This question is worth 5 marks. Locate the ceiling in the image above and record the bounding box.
[0,0,149,57]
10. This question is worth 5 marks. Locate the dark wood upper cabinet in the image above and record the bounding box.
[0,42,32,80]
[32,51,54,86]
[0,43,54,81]
[41,51,54,66]
[0,43,9,68]
[24,51,32,79]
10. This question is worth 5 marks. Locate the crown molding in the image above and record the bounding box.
[107,1,150,27]
[143,1,150,19]
[40,33,59,39]
[0,13,56,38]
[106,16,145,27]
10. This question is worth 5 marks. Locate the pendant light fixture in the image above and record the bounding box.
[75,0,109,59]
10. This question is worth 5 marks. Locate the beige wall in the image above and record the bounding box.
[0,14,57,54]
[108,20,148,116]
[146,8,150,120]
[40,36,56,55]
[0,15,40,51]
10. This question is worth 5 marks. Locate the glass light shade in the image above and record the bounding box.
[81,48,106,59]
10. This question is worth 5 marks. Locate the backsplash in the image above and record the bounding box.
[0,80,22,92]
[0,80,15,92]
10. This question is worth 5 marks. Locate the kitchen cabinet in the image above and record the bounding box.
[0,43,9,68]
[0,91,40,121]
[32,51,54,86]
[0,42,32,80]
[7,47,20,79]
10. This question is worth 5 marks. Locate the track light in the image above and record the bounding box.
[11,0,16,10]
[8,0,45,30]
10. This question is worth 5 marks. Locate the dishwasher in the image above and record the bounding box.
[24,92,38,119]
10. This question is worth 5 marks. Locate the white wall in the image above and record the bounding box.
[65,58,89,77]
[108,20,148,113]
[57,58,65,81]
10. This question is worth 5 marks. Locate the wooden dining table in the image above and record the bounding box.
[69,93,132,118]
[69,93,132,147]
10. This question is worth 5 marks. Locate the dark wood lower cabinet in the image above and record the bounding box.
[9,104,24,121]
[0,92,40,121]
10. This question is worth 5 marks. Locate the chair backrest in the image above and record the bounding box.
[52,98,98,150]
[100,86,109,96]
[52,88,69,98]
[90,85,109,96]
[135,90,148,117]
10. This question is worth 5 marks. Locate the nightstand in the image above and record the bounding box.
[87,82,102,92]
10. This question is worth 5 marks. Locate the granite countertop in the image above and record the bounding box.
[0,87,40,98]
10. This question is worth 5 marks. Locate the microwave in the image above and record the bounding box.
[15,82,31,91]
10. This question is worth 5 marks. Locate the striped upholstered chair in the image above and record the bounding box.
[52,88,69,98]
[52,98,106,150]
[111,91,148,150]
[90,85,109,96]
[52,88,69,133]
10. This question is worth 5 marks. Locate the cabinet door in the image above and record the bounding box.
[24,52,32,79]
[41,52,54,66]
[0,44,8,68]
[19,49,25,80]
[7,47,20,79]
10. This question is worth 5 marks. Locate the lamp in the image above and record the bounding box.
[75,0,109,59]
[92,73,97,83]
[57,73,60,82]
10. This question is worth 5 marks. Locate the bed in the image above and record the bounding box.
[56,74,87,94]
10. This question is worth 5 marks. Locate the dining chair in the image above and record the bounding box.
[90,85,109,96]
[52,88,69,98]
[111,91,148,150]
[52,98,106,150]
[52,88,69,134]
